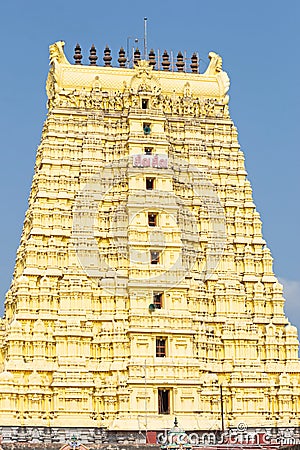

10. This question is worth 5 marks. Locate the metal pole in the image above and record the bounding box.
[220,384,225,432]
[144,359,148,441]
[144,17,148,59]
[127,37,130,65]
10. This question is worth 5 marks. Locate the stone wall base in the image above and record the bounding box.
[1,426,300,447]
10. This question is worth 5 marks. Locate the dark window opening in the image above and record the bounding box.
[143,123,151,135]
[156,338,166,357]
[148,212,157,226]
[142,99,149,109]
[146,178,155,190]
[151,251,160,265]
[153,292,163,309]
[158,389,170,414]
[145,147,153,155]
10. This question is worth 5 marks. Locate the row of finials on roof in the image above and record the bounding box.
[73,44,200,73]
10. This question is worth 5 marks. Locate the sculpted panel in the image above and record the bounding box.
[47,83,229,119]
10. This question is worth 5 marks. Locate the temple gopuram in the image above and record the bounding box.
[0,40,299,445]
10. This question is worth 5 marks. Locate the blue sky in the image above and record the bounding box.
[0,0,299,324]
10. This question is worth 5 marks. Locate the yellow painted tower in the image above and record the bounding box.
[0,40,299,440]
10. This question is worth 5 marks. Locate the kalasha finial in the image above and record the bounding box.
[73,43,82,65]
[190,52,199,73]
[176,51,184,72]
[148,49,156,68]
[118,47,127,67]
[89,44,98,66]
[103,45,112,67]
[162,50,170,71]
[133,48,141,65]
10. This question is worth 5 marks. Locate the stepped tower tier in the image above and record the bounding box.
[0,40,299,440]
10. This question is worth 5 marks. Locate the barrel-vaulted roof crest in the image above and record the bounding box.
[46,41,230,103]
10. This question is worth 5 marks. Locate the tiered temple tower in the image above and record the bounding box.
[0,40,299,440]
